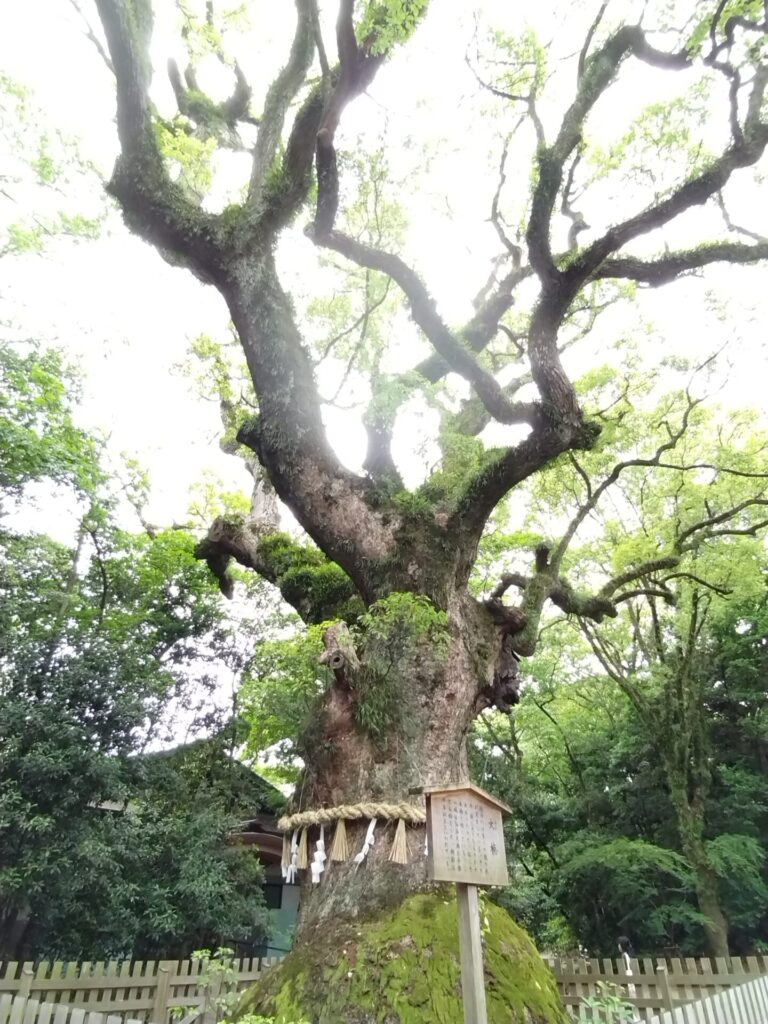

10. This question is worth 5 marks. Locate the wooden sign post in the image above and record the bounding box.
[425,783,511,1024]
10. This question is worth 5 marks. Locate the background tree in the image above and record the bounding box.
[0,73,101,259]
[0,343,272,959]
[64,0,768,1018]
[481,368,768,957]
[475,601,768,956]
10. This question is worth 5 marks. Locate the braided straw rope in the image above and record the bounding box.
[277,801,426,833]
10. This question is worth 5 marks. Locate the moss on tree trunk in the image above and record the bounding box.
[237,893,568,1024]
[238,596,566,1021]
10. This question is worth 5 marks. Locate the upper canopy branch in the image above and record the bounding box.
[167,56,256,146]
[247,0,316,209]
[550,390,703,571]
[567,65,768,287]
[309,229,540,427]
[593,240,768,285]
[448,418,600,548]
[306,7,538,433]
[528,16,768,299]
[94,0,226,280]
[526,24,689,285]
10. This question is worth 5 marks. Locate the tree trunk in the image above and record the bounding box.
[693,869,730,960]
[296,588,492,936]
[673,798,730,958]
[240,588,567,1023]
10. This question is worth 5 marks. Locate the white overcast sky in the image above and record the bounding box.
[2,0,768,538]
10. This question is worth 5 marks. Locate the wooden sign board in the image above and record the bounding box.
[425,783,510,888]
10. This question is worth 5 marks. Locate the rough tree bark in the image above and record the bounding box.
[672,795,731,959]
[92,0,768,1016]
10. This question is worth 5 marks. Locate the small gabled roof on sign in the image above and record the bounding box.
[423,782,512,815]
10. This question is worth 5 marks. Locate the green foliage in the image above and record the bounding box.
[256,532,361,624]
[491,27,548,98]
[0,509,265,956]
[357,591,449,649]
[423,431,487,503]
[0,74,102,257]
[585,82,713,195]
[553,838,700,950]
[353,592,448,741]
[0,342,101,505]
[0,347,273,959]
[155,117,217,198]
[241,623,329,774]
[686,1,766,57]
[185,947,243,1021]
[580,982,635,1023]
[357,0,430,56]
[705,834,768,929]
[188,470,252,525]
[474,560,768,954]
[227,1016,309,1024]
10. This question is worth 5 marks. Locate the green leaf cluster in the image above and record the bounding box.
[0,342,102,507]
[0,346,275,959]
[357,0,430,56]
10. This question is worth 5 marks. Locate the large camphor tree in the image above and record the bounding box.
[85,0,767,1019]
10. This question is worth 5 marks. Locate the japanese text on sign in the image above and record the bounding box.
[427,790,508,887]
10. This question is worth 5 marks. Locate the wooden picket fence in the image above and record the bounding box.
[545,954,768,1021]
[648,971,768,1024]
[0,959,282,1024]
[1,955,767,1023]
[0,993,144,1024]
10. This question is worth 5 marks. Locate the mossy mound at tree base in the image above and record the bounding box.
[236,893,568,1023]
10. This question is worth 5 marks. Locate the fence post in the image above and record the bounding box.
[656,964,674,1013]
[18,968,33,1001]
[152,967,171,1024]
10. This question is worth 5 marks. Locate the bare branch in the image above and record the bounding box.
[715,190,768,243]
[594,240,768,285]
[309,229,540,427]
[568,451,593,499]
[316,277,393,367]
[677,497,768,550]
[613,587,676,605]
[661,572,732,597]
[600,556,682,599]
[69,0,114,75]
[550,391,702,570]
[491,139,523,264]
[248,0,316,207]
[309,0,330,78]
[653,460,768,480]
[578,2,609,82]
[561,150,589,250]
[94,0,224,281]
[413,263,534,386]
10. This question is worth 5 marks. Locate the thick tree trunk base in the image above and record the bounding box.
[237,892,567,1023]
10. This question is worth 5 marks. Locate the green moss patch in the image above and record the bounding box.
[236,893,568,1023]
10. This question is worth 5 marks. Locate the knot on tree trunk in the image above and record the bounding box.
[319,622,360,688]
[477,632,521,713]
[194,516,257,598]
[479,601,527,714]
